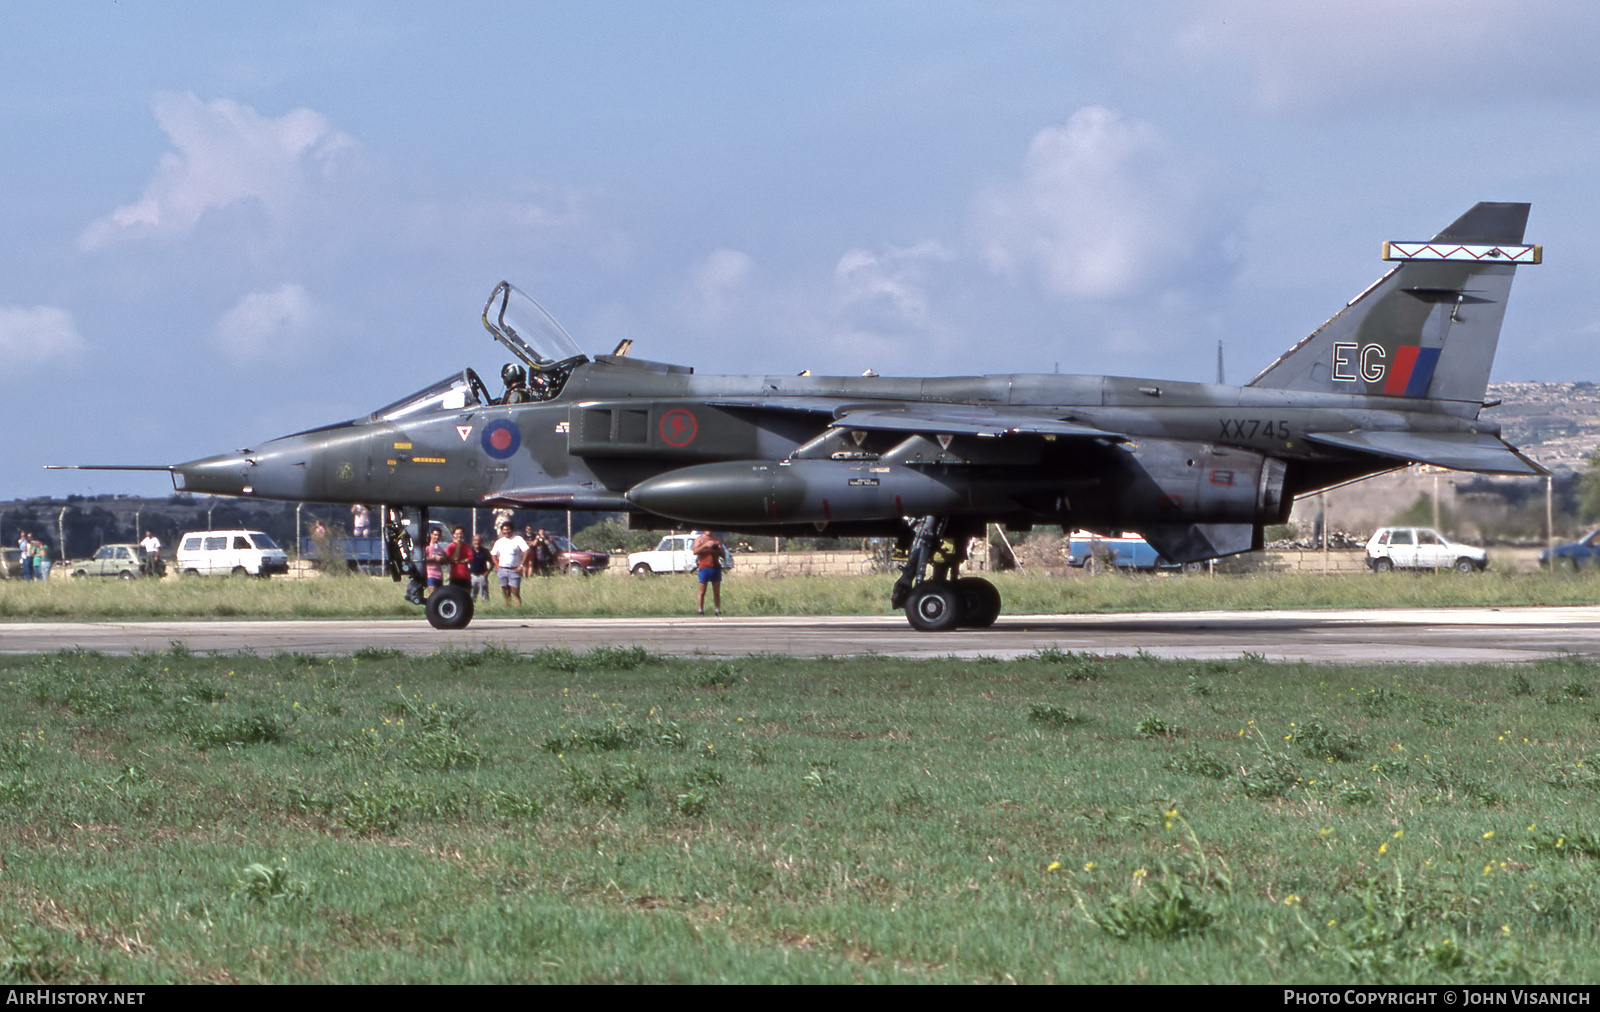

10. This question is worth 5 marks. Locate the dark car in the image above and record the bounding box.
[549,535,610,576]
[1541,529,1600,570]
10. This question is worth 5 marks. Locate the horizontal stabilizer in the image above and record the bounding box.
[830,407,1120,440]
[1304,430,1547,476]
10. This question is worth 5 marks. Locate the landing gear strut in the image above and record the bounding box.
[891,516,1001,632]
[384,506,475,630]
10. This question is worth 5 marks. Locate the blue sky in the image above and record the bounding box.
[6,1,1600,497]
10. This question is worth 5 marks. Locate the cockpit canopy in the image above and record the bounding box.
[367,284,588,422]
[483,281,586,368]
[371,371,487,422]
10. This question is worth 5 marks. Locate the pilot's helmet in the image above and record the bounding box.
[501,363,527,388]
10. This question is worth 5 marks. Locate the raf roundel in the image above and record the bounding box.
[481,419,522,460]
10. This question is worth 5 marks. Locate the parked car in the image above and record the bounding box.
[69,543,155,580]
[627,533,731,575]
[1540,529,1600,570]
[1066,531,1199,573]
[546,535,609,576]
[176,530,290,577]
[1365,527,1487,573]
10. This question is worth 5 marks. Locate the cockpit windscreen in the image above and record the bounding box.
[371,371,484,422]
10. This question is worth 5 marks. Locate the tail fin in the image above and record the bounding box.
[1247,202,1535,408]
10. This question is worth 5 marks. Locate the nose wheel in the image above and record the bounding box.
[425,584,474,630]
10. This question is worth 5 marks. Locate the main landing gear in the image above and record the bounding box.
[384,506,475,631]
[890,516,1001,632]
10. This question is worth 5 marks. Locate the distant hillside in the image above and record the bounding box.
[1484,381,1600,472]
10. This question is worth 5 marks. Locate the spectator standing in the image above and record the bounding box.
[32,536,50,583]
[492,522,529,605]
[692,530,726,616]
[18,532,32,582]
[444,526,473,587]
[351,504,371,538]
[468,533,491,601]
[140,530,162,577]
[423,528,447,596]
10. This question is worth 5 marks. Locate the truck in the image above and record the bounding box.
[1067,531,1198,573]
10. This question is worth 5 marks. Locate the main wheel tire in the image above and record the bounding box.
[119,570,135,581]
[631,563,654,576]
[1455,558,1478,574]
[1083,557,1102,575]
[425,584,474,630]
[906,581,961,632]
[567,562,587,576]
[1373,558,1393,573]
[183,569,200,578]
[231,566,248,577]
[72,570,86,579]
[951,576,1002,628]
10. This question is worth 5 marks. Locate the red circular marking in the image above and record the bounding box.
[490,429,513,450]
[659,408,698,447]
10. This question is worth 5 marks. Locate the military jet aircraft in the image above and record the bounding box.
[55,201,1544,631]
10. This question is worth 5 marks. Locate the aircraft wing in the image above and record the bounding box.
[828,406,1122,440]
[1304,430,1547,476]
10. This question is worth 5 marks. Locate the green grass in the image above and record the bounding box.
[2,645,1599,982]
[4,566,1600,620]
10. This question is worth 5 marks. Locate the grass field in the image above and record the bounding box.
[2,644,1598,983]
[4,566,1600,621]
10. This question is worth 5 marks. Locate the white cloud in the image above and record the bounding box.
[212,284,320,362]
[0,306,87,363]
[972,106,1242,301]
[833,241,952,326]
[686,247,756,321]
[79,93,352,250]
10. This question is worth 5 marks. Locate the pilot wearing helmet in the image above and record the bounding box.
[501,363,532,404]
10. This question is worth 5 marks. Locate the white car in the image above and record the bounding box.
[1365,527,1487,573]
[627,533,732,575]
[176,530,290,577]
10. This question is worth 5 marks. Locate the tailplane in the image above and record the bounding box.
[1247,202,1536,408]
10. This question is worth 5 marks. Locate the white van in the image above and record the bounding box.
[176,530,290,577]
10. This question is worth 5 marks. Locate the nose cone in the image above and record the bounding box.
[173,452,253,495]
[174,434,319,499]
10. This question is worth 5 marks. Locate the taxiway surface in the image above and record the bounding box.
[3,607,1600,662]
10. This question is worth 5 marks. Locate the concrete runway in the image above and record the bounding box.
[4,606,1600,662]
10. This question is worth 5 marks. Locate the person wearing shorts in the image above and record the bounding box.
[492,522,529,606]
[692,530,725,616]
[423,528,447,595]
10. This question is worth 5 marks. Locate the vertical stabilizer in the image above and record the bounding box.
[1247,202,1534,407]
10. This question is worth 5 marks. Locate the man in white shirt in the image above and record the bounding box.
[491,521,530,605]
[140,531,163,577]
